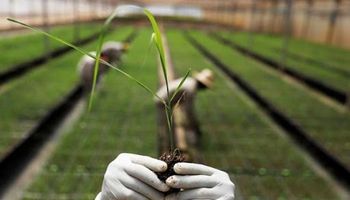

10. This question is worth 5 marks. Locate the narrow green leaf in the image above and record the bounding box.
[89,27,107,111]
[144,9,170,99]
[170,69,191,103]
[144,10,164,57]
[88,6,127,110]
[164,106,174,150]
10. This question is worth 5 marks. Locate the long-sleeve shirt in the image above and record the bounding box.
[77,53,108,89]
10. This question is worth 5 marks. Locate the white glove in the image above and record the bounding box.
[95,153,170,200]
[165,163,235,200]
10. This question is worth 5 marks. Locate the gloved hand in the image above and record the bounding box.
[95,153,170,200]
[165,163,235,200]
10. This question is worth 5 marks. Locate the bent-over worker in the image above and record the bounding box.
[101,41,129,65]
[155,69,214,156]
[77,41,128,90]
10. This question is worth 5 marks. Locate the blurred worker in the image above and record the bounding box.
[101,41,129,65]
[77,51,105,91]
[95,153,235,200]
[77,41,128,90]
[155,69,214,158]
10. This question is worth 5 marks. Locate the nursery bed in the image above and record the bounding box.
[0,23,100,73]
[219,31,350,93]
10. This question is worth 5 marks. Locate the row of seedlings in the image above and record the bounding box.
[228,32,350,73]
[0,23,99,73]
[218,31,350,94]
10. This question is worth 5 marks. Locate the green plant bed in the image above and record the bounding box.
[165,30,339,199]
[191,31,350,172]
[0,27,133,160]
[23,29,160,199]
[42,23,101,49]
[74,22,102,40]
[0,23,100,73]
[224,31,350,73]
[220,31,350,92]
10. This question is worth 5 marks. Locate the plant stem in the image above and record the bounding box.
[165,105,174,151]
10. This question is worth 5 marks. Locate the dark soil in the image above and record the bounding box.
[157,149,185,194]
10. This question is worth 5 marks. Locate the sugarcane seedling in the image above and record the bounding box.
[143,10,193,188]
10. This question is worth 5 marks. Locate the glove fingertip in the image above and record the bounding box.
[173,163,183,173]
[165,176,177,187]
[158,161,168,172]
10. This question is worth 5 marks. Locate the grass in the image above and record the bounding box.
[219,31,350,92]
[23,29,160,199]
[0,27,133,160]
[0,23,99,73]
[190,30,350,171]
[166,29,340,199]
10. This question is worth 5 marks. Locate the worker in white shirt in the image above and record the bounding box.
[95,153,235,200]
[155,69,214,158]
[77,41,128,90]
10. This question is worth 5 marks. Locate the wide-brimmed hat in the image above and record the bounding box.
[102,41,128,52]
[193,69,214,88]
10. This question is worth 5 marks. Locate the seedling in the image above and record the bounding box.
[8,5,190,188]
[144,9,190,187]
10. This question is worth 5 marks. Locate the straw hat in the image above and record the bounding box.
[102,41,128,52]
[193,69,214,88]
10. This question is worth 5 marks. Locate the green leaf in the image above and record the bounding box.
[89,9,120,111]
[144,9,170,99]
[170,69,191,103]
[144,10,165,59]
